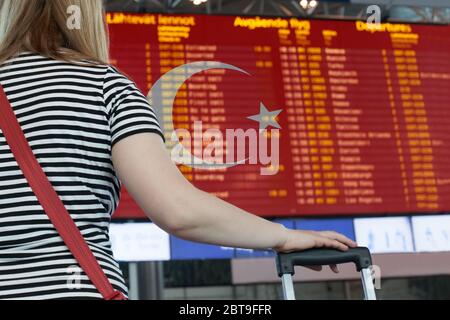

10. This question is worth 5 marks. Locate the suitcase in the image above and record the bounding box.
[276,247,377,300]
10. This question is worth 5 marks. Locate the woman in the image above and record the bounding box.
[0,0,356,300]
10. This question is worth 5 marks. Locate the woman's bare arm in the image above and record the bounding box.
[112,133,356,255]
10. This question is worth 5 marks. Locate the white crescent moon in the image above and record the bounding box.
[148,61,250,169]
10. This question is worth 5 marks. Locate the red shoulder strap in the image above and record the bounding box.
[0,85,126,300]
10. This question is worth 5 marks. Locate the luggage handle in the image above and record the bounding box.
[276,247,373,277]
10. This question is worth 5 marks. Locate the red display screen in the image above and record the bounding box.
[108,13,450,218]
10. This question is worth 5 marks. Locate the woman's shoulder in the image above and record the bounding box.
[1,50,133,79]
[1,51,112,76]
[103,64,140,92]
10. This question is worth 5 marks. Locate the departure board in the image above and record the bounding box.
[108,13,450,218]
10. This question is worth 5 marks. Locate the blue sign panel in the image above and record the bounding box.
[170,237,235,260]
[294,218,356,241]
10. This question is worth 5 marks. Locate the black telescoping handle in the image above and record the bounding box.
[276,247,372,277]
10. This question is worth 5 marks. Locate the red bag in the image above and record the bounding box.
[0,85,126,300]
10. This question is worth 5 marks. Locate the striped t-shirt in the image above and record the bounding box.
[0,52,163,299]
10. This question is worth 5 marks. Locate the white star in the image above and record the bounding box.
[247,102,282,130]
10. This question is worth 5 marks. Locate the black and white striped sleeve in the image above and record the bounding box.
[103,66,164,147]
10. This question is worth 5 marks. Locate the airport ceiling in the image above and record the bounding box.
[104,0,450,23]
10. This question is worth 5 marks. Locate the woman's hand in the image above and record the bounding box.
[273,229,358,273]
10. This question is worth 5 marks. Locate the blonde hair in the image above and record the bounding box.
[0,0,109,65]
